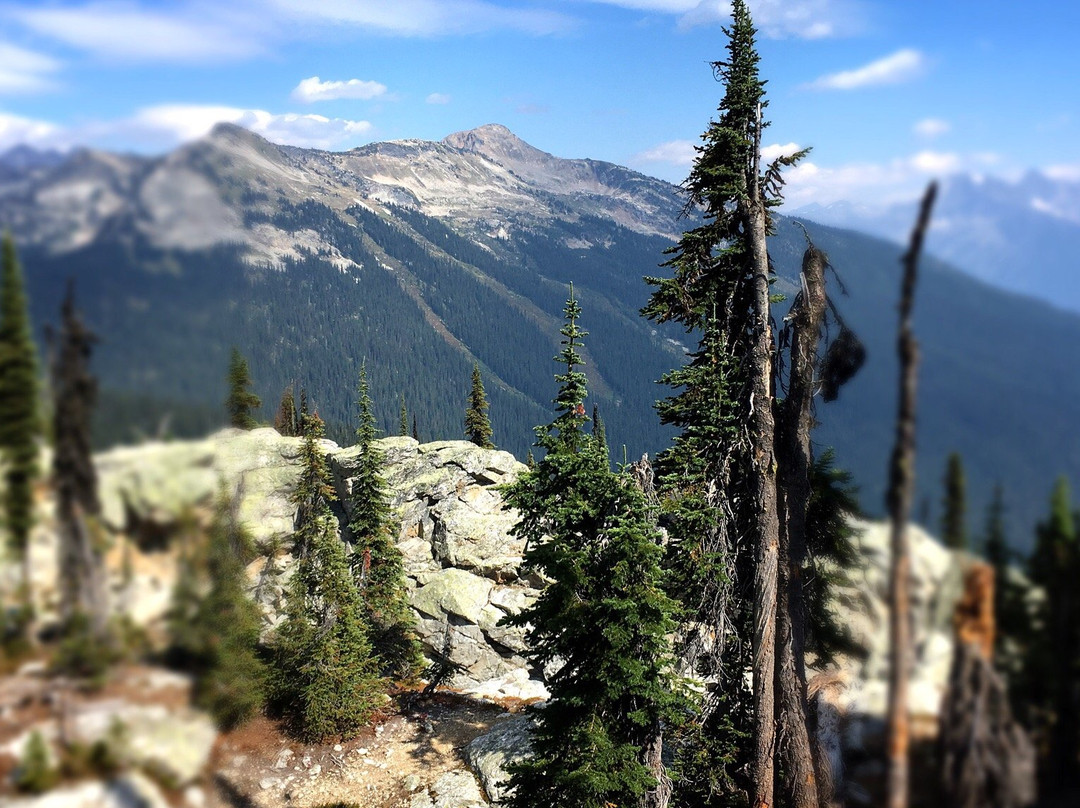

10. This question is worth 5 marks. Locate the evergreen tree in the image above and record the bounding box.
[165,512,205,669]
[525,449,535,469]
[941,452,968,550]
[591,403,607,457]
[273,412,383,741]
[51,284,109,642]
[412,414,419,442]
[503,289,685,808]
[191,488,267,729]
[981,485,1029,696]
[274,384,298,437]
[399,394,409,436]
[0,235,42,610]
[1028,477,1080,797]
[641,3,811,803]
[225,348,260,429]
[465,361,495,448]
[348,364,421,680]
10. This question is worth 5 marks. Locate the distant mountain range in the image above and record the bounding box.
[793,171,1080,314]
[1,123,1077,548]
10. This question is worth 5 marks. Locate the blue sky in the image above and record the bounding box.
[1,0,1078,207]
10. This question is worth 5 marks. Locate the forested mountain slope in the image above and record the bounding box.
[1,124,1076,544]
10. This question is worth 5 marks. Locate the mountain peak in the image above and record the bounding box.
[442,123,550,165]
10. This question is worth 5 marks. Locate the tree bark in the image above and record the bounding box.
[775,246,828,808]
[885,182,936,808]
[640,719,672,808]
[743,102,780,808]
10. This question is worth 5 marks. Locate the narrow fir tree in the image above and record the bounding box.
[525,449,535,469]
[192,488,267,729]
[226,348,260,430]
[941,452,968,550]
[274,385,298,437]
[1028,477,1080,798]
[51,284,108,639]
[981,485,1028,694]
[299,387,309,425]
[465,362,495,448]
[349,364,421,680]
[0,235,42,612]
[273,412,383,741]
[399,394,408,436]
[503,289,685,808]
[411,414,419,443]
[591,403,607,456]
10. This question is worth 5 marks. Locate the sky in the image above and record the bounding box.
[1,0,1078,208]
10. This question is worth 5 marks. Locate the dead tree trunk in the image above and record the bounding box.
[884,182,936,808]
[640,719,673,808]
[743,102,780,808]
[940,563,1036,808]
[775,245,829,808]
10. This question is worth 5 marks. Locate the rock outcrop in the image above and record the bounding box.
[3,428,972,732]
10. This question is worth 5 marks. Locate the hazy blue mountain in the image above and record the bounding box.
[793,171,1080,313]
[1,124,1077,548]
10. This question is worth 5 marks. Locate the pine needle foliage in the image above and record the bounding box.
[273,412,384,742]
[275,385,298,437]
[191,489,267,729]
[0,234,42,598]
[941,452,968,550]
[226,348,260,430]
[399,394,408,437]
[465,362,495,449]
[502,289,686,808]
[348,364,421,680]
[15,730,57,794]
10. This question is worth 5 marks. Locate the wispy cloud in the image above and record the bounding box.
[1045,164,1080,182]
[914,118,950,138]
[267,0,574,37]
[781,150,1003,208]
[291,76,387,103]
[587,0,867,39]
[806,49,927,90]
[0,111,63,150]
[426,93,452,105]
[122,104,373,149]
[0,103,373,152]
[631,139,696,166]
[13,2,265,62]
[0,43,61,94]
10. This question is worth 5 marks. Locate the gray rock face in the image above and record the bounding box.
[465,714,534,804]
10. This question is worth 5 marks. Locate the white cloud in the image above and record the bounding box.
[291,76,387,103]
[426,93,452,105]
[0,43,61,94]
[14,2,265,62]
[0,111,64,151]
[761,142,803,162]
[1044,164,1080,182]
[631,139,697,166]
[122,104,372,149]
[806,49,927,91]
[268,0,574,36]
[677,1,865,39]
[780,151,1007,208]
[585,1,865,38]
[913,118,950,138]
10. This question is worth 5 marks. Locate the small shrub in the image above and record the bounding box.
[15,730,58,794]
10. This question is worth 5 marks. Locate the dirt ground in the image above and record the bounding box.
[0,662,513,807]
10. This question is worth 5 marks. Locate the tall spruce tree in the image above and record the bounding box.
[941,452,968,550]
[348,363,421,680]
[226,348,260,429]
[642,3,820,804]
[464,361,495,449]
[0,235,42,612]
[399,394,409,437]
[503,289,685,808]
[273,411,383,741]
